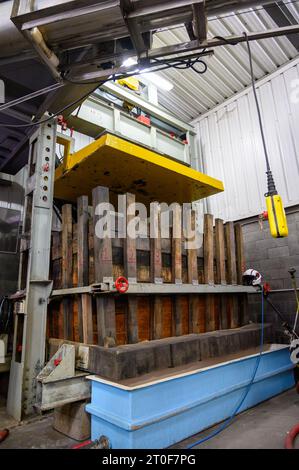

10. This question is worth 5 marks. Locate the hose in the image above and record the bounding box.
[186,289,265,448]
[285,423,299,449]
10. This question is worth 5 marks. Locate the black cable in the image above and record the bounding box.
[0,52,209,128]
[150,51,208,74]
[244,31,277,195]
[53,201,62,223]
[0,84,107,129]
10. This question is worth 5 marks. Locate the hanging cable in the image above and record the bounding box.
[186,289,265,448]
[244,32,288,238]
[244,32,276,196]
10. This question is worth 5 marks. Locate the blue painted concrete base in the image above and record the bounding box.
[86,345,294,449]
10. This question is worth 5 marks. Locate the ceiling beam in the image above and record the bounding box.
[263,2,299,52]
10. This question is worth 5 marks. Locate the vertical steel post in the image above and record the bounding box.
[7,119,56,420]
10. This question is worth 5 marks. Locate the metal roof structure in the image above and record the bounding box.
[0,0,299,174]
[154,1,299,121]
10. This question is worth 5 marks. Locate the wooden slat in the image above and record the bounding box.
[225,222,237,285]
[225,221,238,329]
[204,213,216,331]
[235,223,245,285]
[228,296,239,329]
[215,218,227,330]
[77,196,89,286]
[77,195,93,344]
[172,204,182,283]
[92,186,116,346]
[187,210,200,333]
[92,186,114,282]
[62,204,73,340]
[153,297,163,339]
[124,193,137,283]
[81,294,93,344]
[150,203,163,340]
[150,202,162,283]
[204,214,214,285]
[187,210,198,284]
[172,204,183,336]
[239,293,249,326]
[125,193,138,343]
[215,218,226,284]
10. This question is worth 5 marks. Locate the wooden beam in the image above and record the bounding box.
[204,214,214,285]
[187,209,198,284]
[92,186,116,346]
[225,221,239,328]
[215,218,227,330]
[62,204,73,340]
[187,209,200,334]
[77,195,93,344]
[150,202,163,339]
[172,204,183,336]
[172,204,182,284]
[235,223,245,285]
[150,202,162,284]
[204,213,216,331]
[215,218,226,285]
[125,193,138,343]
[225,222,237,285]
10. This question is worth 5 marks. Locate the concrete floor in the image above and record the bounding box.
[175,388,299,449]
[0,388,298,449]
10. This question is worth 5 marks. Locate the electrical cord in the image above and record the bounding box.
[244,31,277,196]
[0,84,107,129]
[0,50,210,128]
[186,289,265,448]
[150,54,208,74]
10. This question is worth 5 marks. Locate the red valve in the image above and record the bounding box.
[115,276,129,294]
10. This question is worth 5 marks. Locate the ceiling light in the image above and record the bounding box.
[122,57,138,67]
[141,72,174,91]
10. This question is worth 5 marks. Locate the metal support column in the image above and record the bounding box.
[7,119,56,420]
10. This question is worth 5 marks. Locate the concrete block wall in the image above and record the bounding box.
[241,206,299,341]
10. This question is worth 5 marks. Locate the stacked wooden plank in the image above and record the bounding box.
[49,185,248,347]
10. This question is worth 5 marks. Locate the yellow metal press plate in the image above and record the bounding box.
[54,133,224,205]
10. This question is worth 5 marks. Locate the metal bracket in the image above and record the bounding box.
[36,344,90,411]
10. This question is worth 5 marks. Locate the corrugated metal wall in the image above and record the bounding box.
[193,57,299,221]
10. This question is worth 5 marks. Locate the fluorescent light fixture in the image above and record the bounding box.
[122,57,138,67]
[121,57,173,92]
[141,72,174,91]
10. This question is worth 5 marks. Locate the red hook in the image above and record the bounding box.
[115,276,129,294]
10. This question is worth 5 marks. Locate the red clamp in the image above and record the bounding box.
[115,276,129,294]
[57,114,67,131]
[263,282,271,296]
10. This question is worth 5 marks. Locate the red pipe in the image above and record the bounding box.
[285,424,299,449]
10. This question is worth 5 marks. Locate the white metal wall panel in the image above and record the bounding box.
[72,130,94,152]
[193,58,299,221]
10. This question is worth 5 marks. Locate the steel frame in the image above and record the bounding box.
[51,282,256,297]
[68,25,299,84]
[7,119,57,420]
